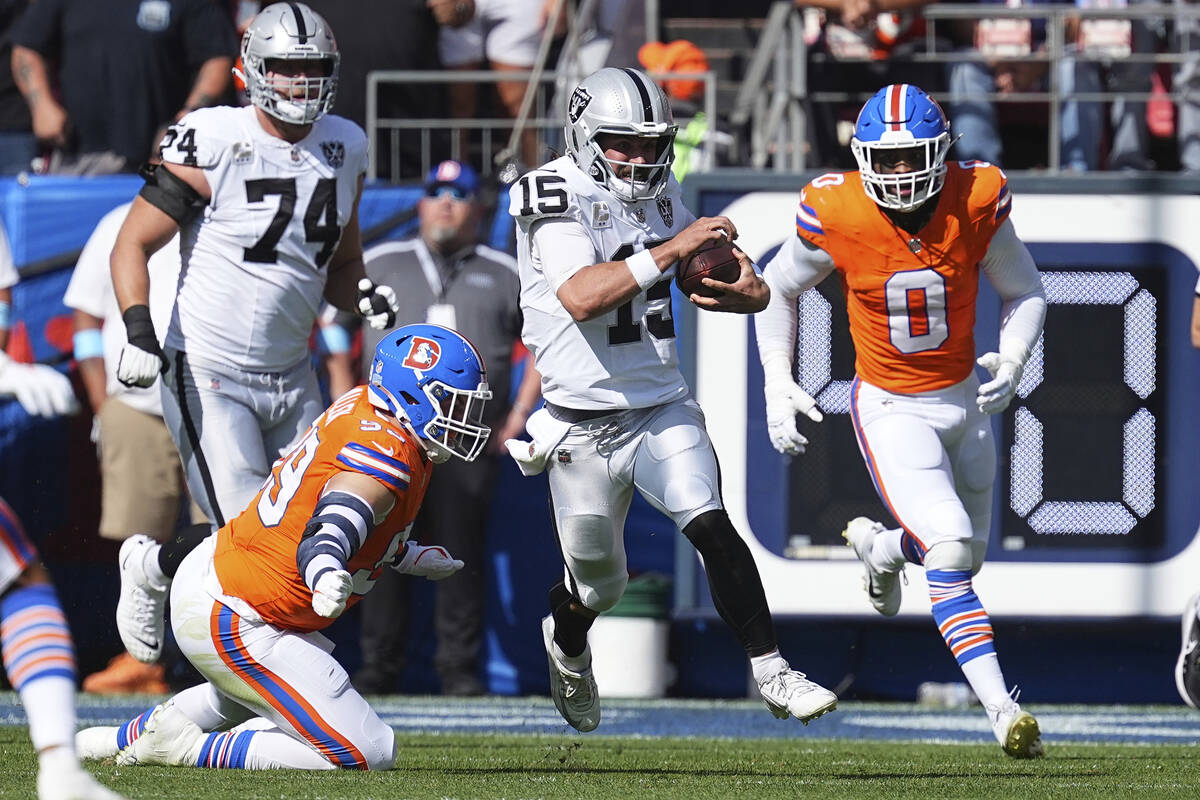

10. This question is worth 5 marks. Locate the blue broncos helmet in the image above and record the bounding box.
[850,84,951,212]
[369,324,492,463]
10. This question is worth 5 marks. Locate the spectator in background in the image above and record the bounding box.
[0,221,77,418]
[441,0,546,170]
[1172,0,1200,173]
[329,160,541,696]
[301,0,464,182]
[1059,0,1157,171]
[0,1,33,175]
[9,0,236,175]
[793,0,945,168]
[946,0,1051,167]
[64,203,209,695]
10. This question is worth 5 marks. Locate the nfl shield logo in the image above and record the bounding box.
[656,197,673,227]
[321,140,345,167]
[633,207,646,224]
[556,448,572,464]
[568,87,592,124]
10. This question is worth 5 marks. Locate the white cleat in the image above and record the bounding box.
[758,668,838,724]
[116,703,204,767]
[1174,591,1200,709]
[37,764,127,800]
[75,726,120,761]
[541,615,600,732]
[842,517,901,616]
[116,535,168,664]
[988,698,1044,759]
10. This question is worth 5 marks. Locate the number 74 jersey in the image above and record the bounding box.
[509,156,696,410]
[160,105,368,372]
[794,162,1011,393]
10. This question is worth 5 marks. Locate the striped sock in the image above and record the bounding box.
[927,569,995,666]
[195,730,257,768]
[0,584,77,752]
[116,705,159,750]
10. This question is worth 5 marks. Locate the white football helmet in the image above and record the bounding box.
[237,2,339,126]
[564,67,677,202]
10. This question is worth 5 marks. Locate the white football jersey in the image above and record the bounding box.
[510,156,696,410]
[160,105,367,371]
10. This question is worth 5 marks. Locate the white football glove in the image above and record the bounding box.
[393,542,463,580]
[311,569,354,618]
[357,278,399,330]
[0,352,79,417]
[115,342,167,388]
[976,352,1023,415]
[763,368,824,457]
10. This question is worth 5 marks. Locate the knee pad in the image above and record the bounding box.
[923,540,974,572]
[557,513,625,613]
[958,426,997,493]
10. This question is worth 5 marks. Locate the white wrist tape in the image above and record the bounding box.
[625,248,662,291]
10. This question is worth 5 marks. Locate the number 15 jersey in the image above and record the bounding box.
[510,156,695,410]
[160,105,368,372]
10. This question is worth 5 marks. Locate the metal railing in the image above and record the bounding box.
[738,1,1200,172]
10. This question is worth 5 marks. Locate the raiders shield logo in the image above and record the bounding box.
[656,197,673,227]
[568,87,592,124]
[321,140,345,168]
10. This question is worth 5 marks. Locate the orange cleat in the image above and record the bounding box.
[82,653,168,695]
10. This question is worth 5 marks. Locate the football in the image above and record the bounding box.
[675,241,743,298]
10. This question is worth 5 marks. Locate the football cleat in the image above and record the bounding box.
[116,535,168,664]
[75,726,121,761]
[116,702,204,767]
[842,517,902,616]
[757,668,838,724]
[987,698,1044,759]
[82,653,168,695]
[541,614,600,732]
[36,764,127,800]
[1175,591,1200,709]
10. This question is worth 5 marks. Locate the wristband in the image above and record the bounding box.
[121,304,159,352]
[73,328,104,360]
[625,248,662,291]
[0,299,9,329]
[319,324,350,355]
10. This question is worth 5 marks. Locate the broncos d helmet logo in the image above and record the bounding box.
[402,337,441,370]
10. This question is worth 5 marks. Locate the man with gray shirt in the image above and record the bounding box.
[331,160,541,695]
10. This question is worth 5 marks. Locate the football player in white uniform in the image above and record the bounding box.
[507,67,838,732]
[109,3,398,666]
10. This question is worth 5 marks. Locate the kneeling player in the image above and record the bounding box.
[77,324,491,770]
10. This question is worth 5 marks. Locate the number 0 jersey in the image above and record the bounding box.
[510,156,696,410]
[210,387,431,633]
[794,162,1011,393]
[160,105,368,371]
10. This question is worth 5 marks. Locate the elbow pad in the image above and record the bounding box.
[137,162,205,225]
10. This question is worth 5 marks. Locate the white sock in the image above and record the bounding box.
[243,729,337,770]
[749,650,789,685]
[142,543,168,587]
[960,653,1010,709]
[555,641,591,673]
[870,528,908,572]
[22,675,77,754]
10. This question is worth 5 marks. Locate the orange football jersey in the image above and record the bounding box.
[213,387,431,633]
[794,162,1012,393]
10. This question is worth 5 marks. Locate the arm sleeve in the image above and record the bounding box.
[980,217,1046,366]
[528,217,599,293]
[755,234,836,363]
[295,489,376,590]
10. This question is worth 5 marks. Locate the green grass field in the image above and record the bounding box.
[2,730,1199,800]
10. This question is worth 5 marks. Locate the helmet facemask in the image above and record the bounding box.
[852,134,950,212]
[579,129,676,202]
[417,379,492,464]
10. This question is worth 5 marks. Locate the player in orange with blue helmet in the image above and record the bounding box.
[77,324,492,771]
[754,84,1047,758]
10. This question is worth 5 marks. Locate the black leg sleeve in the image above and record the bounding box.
[156,523,213,579]
[681,509,777,658]
[548,581,597,659]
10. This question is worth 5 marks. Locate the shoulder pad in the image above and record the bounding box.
[508,166,583,228]
[158,107,240,169]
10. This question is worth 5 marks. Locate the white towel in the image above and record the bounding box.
[504,407,572,476]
